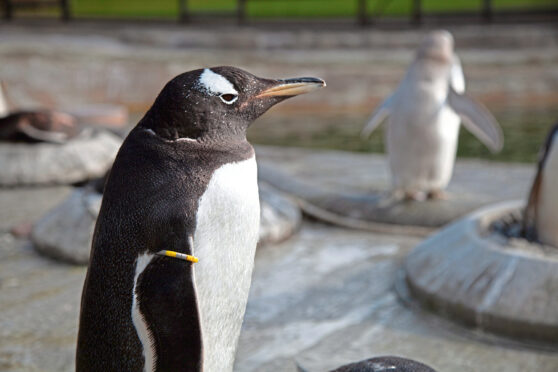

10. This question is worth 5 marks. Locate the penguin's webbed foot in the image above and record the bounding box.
[403,191,424,202]
[426,189,448,200]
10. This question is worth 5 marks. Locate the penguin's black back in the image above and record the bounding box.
[330,356,437,372]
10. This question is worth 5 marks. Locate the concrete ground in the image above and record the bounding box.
[1,21,557,372]
[1,146,557,372]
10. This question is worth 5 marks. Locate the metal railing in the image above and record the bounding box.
[4,0,70,20]
[3,0,557,25]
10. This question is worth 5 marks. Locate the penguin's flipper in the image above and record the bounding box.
[0,81,9,118]
[157,235,198,263]
[361,94,393,139]
[450,56,465,94]
[17,121,69,144]
[447,86,503,153]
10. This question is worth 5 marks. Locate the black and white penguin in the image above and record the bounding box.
[361,30,503,200]
[523,123,558,247]
[0,109,78,143]
[76,66,325,371]
[0,81,79,143]
[329,356,436,372]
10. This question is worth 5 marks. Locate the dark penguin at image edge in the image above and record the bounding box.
[76,66,325,371]
[523,122,558,247]
[328,356,437,372]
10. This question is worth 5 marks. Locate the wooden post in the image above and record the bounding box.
[412,0,421,25]
[4,0,13,20]
[482,0,493,22]
[357,0,368,26]
[237,0,246,25]
[179,0,189,23]
[61,0,70,21]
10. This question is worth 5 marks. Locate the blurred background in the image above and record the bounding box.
[2,0,558,162]
[1,1,558,371]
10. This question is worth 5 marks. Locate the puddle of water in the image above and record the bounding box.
[248,107,558,163]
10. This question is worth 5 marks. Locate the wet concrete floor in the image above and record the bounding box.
[1,147,557,372]
[1,21,557,371]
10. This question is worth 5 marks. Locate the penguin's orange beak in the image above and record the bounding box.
[257,77,326,98]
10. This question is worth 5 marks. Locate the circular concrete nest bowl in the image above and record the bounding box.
[0,129,121,186]
[405,200,558,343]
[258,164,487,236]
[31,182,301,265]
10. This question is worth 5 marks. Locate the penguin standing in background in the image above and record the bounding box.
[76,66,325,371]
[362,30,503,200]
[523,123,558,247]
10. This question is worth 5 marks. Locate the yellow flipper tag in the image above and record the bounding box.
[156,250,199,263]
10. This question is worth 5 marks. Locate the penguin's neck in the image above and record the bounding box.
[140,109,247,143]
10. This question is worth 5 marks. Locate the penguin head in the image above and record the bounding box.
[416,30,454,63]
[142,66,325,141]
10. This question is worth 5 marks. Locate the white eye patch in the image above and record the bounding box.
[198,69,238,103]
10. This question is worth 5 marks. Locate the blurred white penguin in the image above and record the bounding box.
[523,123,558,247]
[362,30,503,200]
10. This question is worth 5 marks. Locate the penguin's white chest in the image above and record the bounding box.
[388,92,460,192]
[537,145,558,247]
[193,156,260,372]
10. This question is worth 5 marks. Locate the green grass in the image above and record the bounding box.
[68,0,558,19]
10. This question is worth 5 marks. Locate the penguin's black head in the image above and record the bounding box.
[141,66,325,141]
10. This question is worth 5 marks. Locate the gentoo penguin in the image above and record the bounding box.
[76,66,325,371]
[329,356,436,372]
[362,30,503,200]
[523,123,558,247]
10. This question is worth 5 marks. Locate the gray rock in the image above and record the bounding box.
[259,182,302,246]
[31,188,100,265]
[405,200,558,343]
[30,181,302,264]
[0,129,121,186]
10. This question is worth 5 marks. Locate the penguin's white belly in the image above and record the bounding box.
[193,156,260,372]
[537,146,558,247]
[387,104,460,192]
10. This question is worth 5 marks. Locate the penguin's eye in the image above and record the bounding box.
[219,93,238,105]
